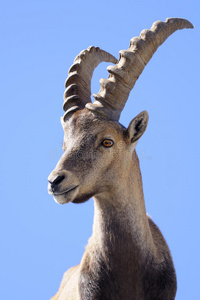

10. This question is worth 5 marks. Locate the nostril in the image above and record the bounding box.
[49,175,65,186]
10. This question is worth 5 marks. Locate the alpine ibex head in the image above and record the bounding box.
[48,18,193,205]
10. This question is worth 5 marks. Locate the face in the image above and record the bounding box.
[48,109,130,204]
[48,108,149,204]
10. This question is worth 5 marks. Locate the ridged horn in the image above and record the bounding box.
[63,46,117,121]
[86,18,194,121]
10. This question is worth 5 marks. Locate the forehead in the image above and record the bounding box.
[63,109,125,138]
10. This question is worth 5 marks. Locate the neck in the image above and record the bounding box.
[92,151,155,263]
[79,151,157,299]
[79,151,176,300]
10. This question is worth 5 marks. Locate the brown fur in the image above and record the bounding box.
[48,110,177,299]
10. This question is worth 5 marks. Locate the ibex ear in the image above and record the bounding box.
[127,111,149,144]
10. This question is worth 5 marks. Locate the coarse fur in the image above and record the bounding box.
[48,110,176,300]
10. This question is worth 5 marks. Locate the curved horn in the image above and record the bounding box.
[63,46,117,120]
[86,18,194,121]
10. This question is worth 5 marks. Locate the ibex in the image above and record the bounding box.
[48,18,193,300]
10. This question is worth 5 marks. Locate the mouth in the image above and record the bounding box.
[49,185,79,205]
[52,185,79,196]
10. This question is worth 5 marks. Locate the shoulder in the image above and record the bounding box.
[51,265,80,300]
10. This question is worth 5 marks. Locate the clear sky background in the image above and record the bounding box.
[0,0,199,299]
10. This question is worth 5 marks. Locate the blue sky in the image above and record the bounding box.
[0,0,199,299]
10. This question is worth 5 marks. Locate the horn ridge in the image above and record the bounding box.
[86,18,193,121]
[63,46,117,121]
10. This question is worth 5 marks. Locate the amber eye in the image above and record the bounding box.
[102,139,114,148]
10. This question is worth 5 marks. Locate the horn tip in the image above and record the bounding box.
[165,17,194,29]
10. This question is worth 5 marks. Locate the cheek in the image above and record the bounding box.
[76,150,111,184]
[61,148,101,181]
[92,149,118,178]
[62,145,119,182]
[101,148,129,176]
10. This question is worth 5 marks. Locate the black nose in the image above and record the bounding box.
[48,175,65,192]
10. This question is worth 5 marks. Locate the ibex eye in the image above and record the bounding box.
[102,139,114,148]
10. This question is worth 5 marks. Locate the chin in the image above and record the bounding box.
[52,187,79,204]
[53,194,71,204]
[53,189,94,205]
